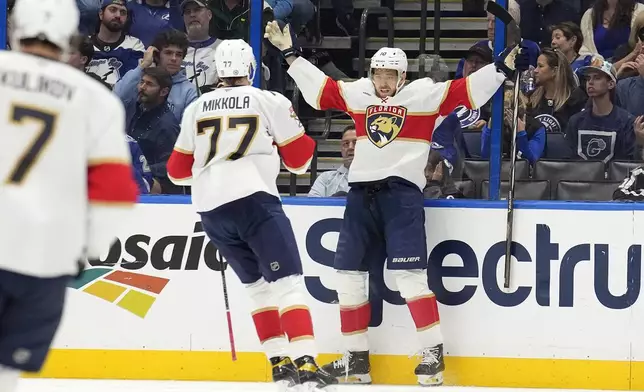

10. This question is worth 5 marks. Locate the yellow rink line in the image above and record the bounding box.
[23,350,644,390]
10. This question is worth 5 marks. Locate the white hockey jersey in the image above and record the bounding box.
[167,85,315,212]
[183,37,221,92]
[288,57,507,191]
[0,51,138,278]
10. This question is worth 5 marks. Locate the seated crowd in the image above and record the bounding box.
[8,0,644,201]
[310,0,644,201]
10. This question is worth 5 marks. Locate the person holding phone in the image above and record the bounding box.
[114,29,198,122]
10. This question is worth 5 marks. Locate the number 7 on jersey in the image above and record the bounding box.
[197,115,258,164]
[4,104,57,185]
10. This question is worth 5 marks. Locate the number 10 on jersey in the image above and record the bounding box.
[197,115,259,164]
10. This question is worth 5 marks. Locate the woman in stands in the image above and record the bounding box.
[551,21,599,75]
[525,48,586,135]
[480,87,546,165]
[580,0,644,60]
[611,12,644,78]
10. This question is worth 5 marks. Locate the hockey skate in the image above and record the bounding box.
[271,356,299,391]
[294,355,338,391]
[413,344,445,386]
[321,351,372,384]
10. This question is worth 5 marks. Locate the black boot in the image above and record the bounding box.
[321,350,371,384]
[294,355,338,390]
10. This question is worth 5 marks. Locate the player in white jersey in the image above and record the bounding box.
[265,21,529,386]
[167,39,337,391]
[0,0,139,391]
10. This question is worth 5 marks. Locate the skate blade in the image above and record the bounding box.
[337,373,372,384]
[417,372,444,387]
[301,381,338,391]
[275,379,298,392]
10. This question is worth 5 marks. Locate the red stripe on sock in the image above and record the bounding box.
[340,302,371,335]
[407,295,440,331]
[280,306,315,341]
[252,308,284,343]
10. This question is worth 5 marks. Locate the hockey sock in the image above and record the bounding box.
[393,270,444,347]
[336,271,370,352]
[0,365,20,392]
[273,275,318,360]
[246,278,288,359]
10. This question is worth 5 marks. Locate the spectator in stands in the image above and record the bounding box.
[526,48,586,133]
[460,42,494,129]
[481,86,546,164]
[551,22,598,73]
[115,30,198,122]
[308,125,356,197]
[519,0,579,48]
[612,12,644,77]
[634,115,644,159]
[423,150,464,199]
[181,0,221,94]
[68,35,112,89]
[580,0,644,60]
[77,0,101,35]
[565,59,636,162]
[125,68,181,194]
[126,134,154,194]
[456,0,539,78]
[127,0,184,47]
[617,54,644,116]
[87,0,146,87]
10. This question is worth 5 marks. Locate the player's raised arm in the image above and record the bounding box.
[167,101,197,185]
[267,92,316,174]
[86,91,139,259]
[433,45,529,116]
[265,21,349,112]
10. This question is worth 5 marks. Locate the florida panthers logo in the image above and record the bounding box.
[365,105,408,148]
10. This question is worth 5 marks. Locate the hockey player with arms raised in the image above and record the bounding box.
[0,0,139,391]
[167,39,337,391]
[265,22,529,386]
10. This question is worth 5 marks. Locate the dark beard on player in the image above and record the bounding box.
[103,20,124,33]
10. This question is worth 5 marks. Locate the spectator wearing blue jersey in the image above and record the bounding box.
[481,87,546,165]
[565,59,636,163]
[126,135,154,194]
[87,0,146,87]
[128,0,184,47]
[115,29,198,122]
[124,68,181,194]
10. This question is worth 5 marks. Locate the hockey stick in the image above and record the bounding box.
[218,251,237,361]
[485,0,522,289]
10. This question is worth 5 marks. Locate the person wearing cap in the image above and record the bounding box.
[87,0,145,87]
[180,0,221,93]
[455,0,540,79]
[564,59,637,163]
[127,0,181,47]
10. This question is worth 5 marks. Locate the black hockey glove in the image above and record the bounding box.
[495,44,530,80]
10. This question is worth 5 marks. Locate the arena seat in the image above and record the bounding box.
[608,160,643,181]
[481,179,551,200]
[461,159,530,192]
[453,179,476,198]
[533,160,605,198]
[555,180,622,201]
[460,131,482,158]
[543,132,569,159]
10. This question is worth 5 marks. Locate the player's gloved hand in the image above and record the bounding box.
[495,44,526,79]
[264,20,293,53]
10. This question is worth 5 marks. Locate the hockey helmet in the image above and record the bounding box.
[370,47,408,92]
[11,0,80,52]
[215,39,257,83]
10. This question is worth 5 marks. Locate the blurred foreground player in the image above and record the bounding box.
[0,0,138,391]
[167,39,337,391]
[265,21,529,386]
